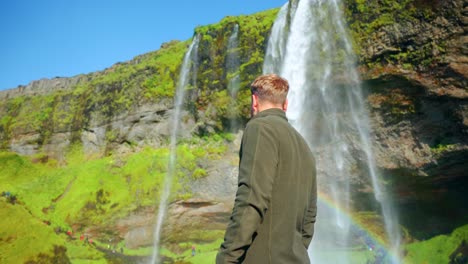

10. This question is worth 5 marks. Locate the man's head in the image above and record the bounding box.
[250,74,289,116]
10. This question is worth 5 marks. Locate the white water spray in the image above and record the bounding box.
[149,35,200,264]
[263,4,288,75]
[264,0,401,262]
[226,24,241,132]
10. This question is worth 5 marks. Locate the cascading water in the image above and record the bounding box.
[149,35,200,264]
[226,24,240,132]
[264,0,401,263]
[263,4,288,75]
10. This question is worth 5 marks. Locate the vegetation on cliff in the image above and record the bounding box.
[0,7,283,262]
[0,39,189,149]
[0,133,231,263]
[345,0,450,69]
[0,8,279,150]
[405,224,468,264]
[193,8,279,130]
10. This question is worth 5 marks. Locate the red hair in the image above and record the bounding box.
[250,74,289,104]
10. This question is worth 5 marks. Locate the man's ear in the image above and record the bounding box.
[282,98,288,112]
[251,94,259,116]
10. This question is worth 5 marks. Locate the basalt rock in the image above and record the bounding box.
[353,0,468,237]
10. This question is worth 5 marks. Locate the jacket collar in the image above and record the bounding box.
[252,108,288,121]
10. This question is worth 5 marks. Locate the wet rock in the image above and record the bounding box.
[115,207,155,249]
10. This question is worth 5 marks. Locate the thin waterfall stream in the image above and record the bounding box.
[264,0,401,263]
[226,24,241,132]
[149,35,200,264]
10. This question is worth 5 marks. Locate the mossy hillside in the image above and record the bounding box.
[345,0,448,68]
[0,200,68,264]
[163,238,223,264]
[0,134,229,263]
[193,8,279,131]
[166,224,468,264]
[1,140,223,230]
[404,224,468,264]
[0,9,280,261]
[0,40,189,148]
[86,39,189,105]
[0,8,281,152]
[0,96,25,146]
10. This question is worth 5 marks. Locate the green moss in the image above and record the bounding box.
[52,93,75,131]
[346,0,442,67]
[24,245,71,264]
[0,129,233,262]
[191,8,278,131]
[161,240,224,264]
[0,200,68,263]
[1,91,82,147]
[387,41,446,69]
[192,168,208,179]
[0,6,280,152]
[142,40,189,100]
[404,224,468,264]
[105,130,118,142]
[65,240,106,263]
[9,95,54,134]
[162,232,225,263]
[431,143,457,155]
[0,37,189,151]
[0,8,280,261]
[348,0,416,35]
[0,96,26,146]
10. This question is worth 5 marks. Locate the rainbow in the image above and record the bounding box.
[312,191,401,263]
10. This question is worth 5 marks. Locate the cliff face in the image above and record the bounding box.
[347,0,468,237]
[0,9,279,159]
[0,0,466,239]
[0,41,191,157]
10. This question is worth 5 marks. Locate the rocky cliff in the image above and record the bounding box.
[0,0,467,252]
[347,0,468,238]
[0,9,278,160]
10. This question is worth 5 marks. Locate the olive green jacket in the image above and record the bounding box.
[216,108,317,264]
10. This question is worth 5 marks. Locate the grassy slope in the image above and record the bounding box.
[0,200,66,263]
[0,135,229,263]
[404,224,468,264]
[172,225,468,264]
[0,7,279,263]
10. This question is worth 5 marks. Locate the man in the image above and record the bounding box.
[216,74,317,264]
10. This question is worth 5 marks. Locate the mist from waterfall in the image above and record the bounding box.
[264,0,401,263]
[226,24,240,132]
[149,35,200,264]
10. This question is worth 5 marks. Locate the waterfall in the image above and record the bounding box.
[226,24,240,132]
[149,35,200,264]
[263,4,288,75]
[264,0,401,263]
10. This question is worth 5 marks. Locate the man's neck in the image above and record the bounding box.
[258,101,285,112]
[253,106,285,117]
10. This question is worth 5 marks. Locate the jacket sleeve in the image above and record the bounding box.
[302,156,317,248]
[216,121,278,264]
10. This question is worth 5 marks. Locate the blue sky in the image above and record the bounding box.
[0,0,286,91]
